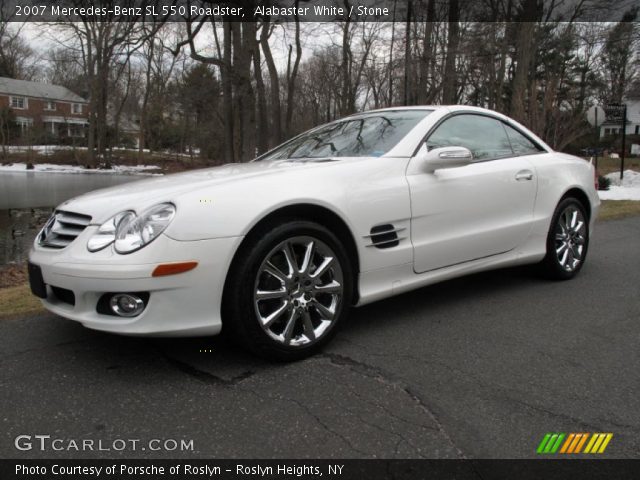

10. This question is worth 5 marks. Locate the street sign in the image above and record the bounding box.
[604,104,627,124]
[603,104,628,180]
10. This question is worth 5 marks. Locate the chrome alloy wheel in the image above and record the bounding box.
[554,206,586,272]
[253,236,344,347]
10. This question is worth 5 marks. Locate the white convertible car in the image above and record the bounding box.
[29,106,599,360]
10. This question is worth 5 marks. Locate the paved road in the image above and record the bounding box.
[1,217,639,459]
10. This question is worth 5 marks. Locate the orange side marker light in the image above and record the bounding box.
[152,261,198,277]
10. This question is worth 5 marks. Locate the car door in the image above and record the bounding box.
[407,113,538,273]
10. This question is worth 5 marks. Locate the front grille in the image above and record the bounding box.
[38,210,92,249]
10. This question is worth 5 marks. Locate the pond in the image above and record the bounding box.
[0,172,142,266]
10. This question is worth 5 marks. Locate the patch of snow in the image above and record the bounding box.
[599,186,640,201]
[4,145,87,156]
[605,170,640,188]
[600,170,640,200]
[0,162,161,175]
[3,145,151,155]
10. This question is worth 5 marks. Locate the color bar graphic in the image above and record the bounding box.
[536,433,565,454]
[537,433,613,454]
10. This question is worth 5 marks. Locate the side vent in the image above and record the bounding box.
[366,224,406,249]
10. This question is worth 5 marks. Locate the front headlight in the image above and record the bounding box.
[87,211,133,252]
[114,203,176,254]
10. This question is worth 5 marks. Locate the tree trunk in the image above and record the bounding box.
[339,4,353,116]
[139,39,154,161]
[388,0,396,106]
[232,22,256,162]
[253,31,268,155]
[260,18,282,146]
[285,9,302,138]
[221,21,234,162]
[403,1,411,105]
[510,0,539,123]
[442,0,460,104]
[417,0,435,104]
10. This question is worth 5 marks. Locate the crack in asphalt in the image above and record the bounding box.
[157,348,439,458]
[335,336,621,430]
[231,382,373,457]
[0,337,91,366]
[346,383,439,433]
[157,350,256,387]
[319,352,467,459]
[504,396,621,432]
[354,412,427,459]
[154,344,633,460]
[345,341,638,441]
[266,392,371,457]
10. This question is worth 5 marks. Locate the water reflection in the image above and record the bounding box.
[0,208,52,265]
[0,171,139,209]
[0,171,140,265]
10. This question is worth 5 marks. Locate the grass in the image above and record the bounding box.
[599,200,640,221]
[0,284,43,319]
[593,156,640,177]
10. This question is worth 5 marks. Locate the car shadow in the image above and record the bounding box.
[52,264,546,378]
[345,264,541,334]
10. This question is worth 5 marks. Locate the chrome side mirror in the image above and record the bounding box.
[418,146,473,173]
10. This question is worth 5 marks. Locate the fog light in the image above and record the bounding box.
[109,293,145,317]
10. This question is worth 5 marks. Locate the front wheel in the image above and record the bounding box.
[223,220,353,361]
[540,197,589,280]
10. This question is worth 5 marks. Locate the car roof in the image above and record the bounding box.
[358,105,497,114]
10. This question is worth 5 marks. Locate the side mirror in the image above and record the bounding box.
[418,146,473,173]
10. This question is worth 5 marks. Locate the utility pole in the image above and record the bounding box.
[594,107,598,172]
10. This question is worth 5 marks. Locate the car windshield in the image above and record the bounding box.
[259,110,432,160]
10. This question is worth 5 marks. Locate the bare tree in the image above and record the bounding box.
[137,24,181,159]
[53,1,162,164]
[0,12,39,80]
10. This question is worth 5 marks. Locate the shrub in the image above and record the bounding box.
[598,175,611,191]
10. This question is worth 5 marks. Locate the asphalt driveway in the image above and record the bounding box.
[1,217,639,459]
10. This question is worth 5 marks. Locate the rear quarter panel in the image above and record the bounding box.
[523,152,599,256]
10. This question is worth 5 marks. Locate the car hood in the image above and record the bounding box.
[57,158,345,223]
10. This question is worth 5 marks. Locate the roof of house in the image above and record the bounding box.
[0,76,87,103]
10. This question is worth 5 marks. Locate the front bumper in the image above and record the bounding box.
[29,229,243,336]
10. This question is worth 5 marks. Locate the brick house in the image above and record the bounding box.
[0,76,89,139]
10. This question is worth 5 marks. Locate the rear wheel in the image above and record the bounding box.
[540,197,589,280]
[223,220,353,361]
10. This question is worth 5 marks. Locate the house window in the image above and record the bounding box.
[72,103,83,114]
[10,96,27,109]
[68,124,86,138]
[635,125,639,135]
[15,117,33,132]
[45,100,56,111]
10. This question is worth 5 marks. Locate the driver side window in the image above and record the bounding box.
[426,114,513,161]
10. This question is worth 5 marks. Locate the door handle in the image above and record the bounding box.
[515,170,534,181]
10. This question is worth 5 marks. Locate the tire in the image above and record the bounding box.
[222,219,353,361]
[540,197,589,280]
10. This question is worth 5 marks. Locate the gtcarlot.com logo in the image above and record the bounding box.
[14,435,194,452]
[536,433,613,454]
